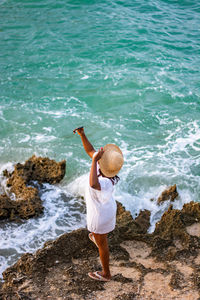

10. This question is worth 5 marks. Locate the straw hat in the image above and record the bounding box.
[99,144,124,178]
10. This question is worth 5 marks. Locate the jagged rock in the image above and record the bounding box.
[0,189,42,220]
[0,194,14,219]
[2,229,91,284]
[1,200,200,299]
[154,201,200,241]
[1,179,200,300]
[0,156,66,220]
[134,210,151,234]
[157,184,178,205]
[5,155,66,185]
[151,201,200,261]
[1,203,150,281]
[107,203,151,258]
[116,202,151,239]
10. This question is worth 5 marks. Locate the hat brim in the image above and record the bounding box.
[99,144,124,178]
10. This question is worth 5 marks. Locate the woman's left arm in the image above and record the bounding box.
[89,148,104,190]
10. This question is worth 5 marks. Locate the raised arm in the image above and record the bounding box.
[89,148,104,190]
[73,127,96,158]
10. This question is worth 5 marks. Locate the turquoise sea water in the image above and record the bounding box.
[0,0,200,276]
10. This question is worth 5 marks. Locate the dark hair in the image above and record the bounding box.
[98,169,120,185]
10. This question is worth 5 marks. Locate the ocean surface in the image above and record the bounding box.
[0,0,200,277]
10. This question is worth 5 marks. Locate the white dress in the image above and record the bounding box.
[85,159,117,234]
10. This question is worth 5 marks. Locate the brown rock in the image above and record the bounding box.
[0,194,13,219]
[2,229,92,289]
[0,156,66,220]
[152,202,200,261]
[115,202,151,239]
[157,184,178,205]
[1,199,200,300]
[134,209,151,234]
[5,155,66,185]
[0,189,42,220]
[154,202,200,241]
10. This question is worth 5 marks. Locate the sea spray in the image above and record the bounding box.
[0,181,86,278]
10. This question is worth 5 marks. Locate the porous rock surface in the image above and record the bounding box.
[0,155,66,220]
[1,187,200,300]
[157,184,178,205]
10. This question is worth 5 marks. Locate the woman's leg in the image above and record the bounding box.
[93,233,111,279]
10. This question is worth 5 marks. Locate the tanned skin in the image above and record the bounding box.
[74,127,111,280]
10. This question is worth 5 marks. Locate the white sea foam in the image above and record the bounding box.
[18,134,30,143]
[65,172,172,235]
[43,127,52,132]
[0,162,14,195]
[81,75,89,80]
[66,96,88,109]
[65,172,173,236]
[33,134,57,143]
[0,182,86,278]
[66,173,88,198]
[35,109,67,118]
[111,118,200,233]
[164,121,200,156]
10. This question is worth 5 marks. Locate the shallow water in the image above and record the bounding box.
[0,0,200,277]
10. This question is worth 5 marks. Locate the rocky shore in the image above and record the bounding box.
[0,192,200,299]
[0,155,66,220]
[0,158,199,299]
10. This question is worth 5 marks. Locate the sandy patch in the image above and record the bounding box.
[89,281,139,300]
[120,240,166,269]
[173,261,194,277]
[186,223,200,237]
[110,264,141,281]
[140,272,199,300]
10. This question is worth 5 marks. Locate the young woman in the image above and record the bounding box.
[74,127,124,282]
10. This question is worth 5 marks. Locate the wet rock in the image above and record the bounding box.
[0,155,66,220]
[0,189,42,220]
[0,194,13,219]
[157,184,178,205]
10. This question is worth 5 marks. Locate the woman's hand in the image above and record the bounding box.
[90,147,103,190]
[73,126,84,136]
[93,147,104,162]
